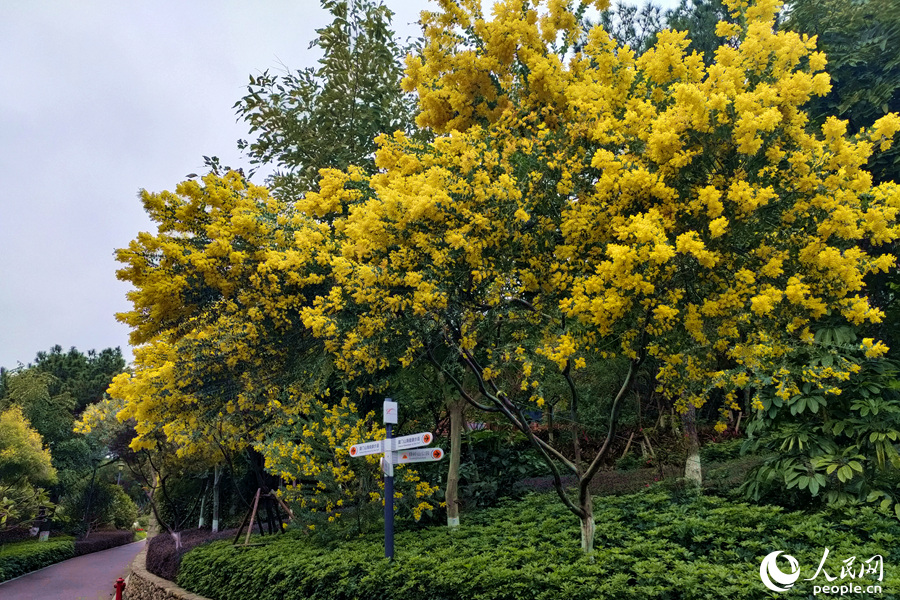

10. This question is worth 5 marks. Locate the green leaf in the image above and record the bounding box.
[809,477,820,495]
[838,466,853,482]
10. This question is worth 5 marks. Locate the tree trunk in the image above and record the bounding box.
[212,464,221,533]
[683,402,702,486]
[446,399,464,528]
[580,494,595,555]
[547,402,555,445]
[198,475,207,528]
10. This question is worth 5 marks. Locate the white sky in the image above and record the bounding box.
[0,0,677,370]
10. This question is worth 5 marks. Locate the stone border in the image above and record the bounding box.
[125,545,212,600]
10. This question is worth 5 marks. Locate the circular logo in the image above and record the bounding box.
[423,433,432,444]
[760,551,801,592]
[350,446,357,456]
[432,449,442,459]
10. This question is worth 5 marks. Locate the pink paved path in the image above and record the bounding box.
[0,539,146,600]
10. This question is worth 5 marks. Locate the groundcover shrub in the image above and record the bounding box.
[146,528,236,581]
[0,538,75,582]
[178,491,900,600]
[74,530,135,556]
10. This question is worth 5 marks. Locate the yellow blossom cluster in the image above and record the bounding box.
[256,397,438,522]
[300,0,900,434]
[110,0,900,522]
[110,170,439,521]
[108,173,332,458]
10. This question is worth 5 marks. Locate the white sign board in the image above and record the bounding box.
[383,400,398,424]
[348,440,384,457]
[391,432,433,451]
[393,448,444,464]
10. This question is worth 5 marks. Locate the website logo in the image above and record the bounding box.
[759,549,884,596]
[760,551,801,592]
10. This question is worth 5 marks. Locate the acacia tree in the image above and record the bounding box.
[297,0,900,553]
[105,170,440,531]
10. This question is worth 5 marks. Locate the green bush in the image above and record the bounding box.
[0,538,75,582]
[54,478,138,535]
[701,455,764,498]
[107,484,139,530]
[455,428,550,508]
[178,490,900,599]
[700,438,744,463]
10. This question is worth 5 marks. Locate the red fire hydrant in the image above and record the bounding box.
[114,577,127,600]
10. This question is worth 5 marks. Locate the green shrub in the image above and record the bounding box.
[0,538,75,582]
[455,428,550,508]
[702,455,764,498]
[178,490,900,600]
[107,485,139,530]
[54,479,136,535]
[700,438,744,463]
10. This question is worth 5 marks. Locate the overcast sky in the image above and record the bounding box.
[0,0,675,371]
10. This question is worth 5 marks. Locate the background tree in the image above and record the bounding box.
[31,346,126,413]
[0,346,126,531]
[235,0,415,198]
[0,405,56,530]
[665,0,732,66]
[785,0,900,186]
[593,0,666,55]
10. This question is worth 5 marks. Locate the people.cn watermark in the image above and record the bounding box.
[760,548,884,596]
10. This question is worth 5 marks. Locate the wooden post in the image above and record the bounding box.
[244,489,261,546]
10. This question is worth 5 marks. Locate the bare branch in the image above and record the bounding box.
[579,358,637,507]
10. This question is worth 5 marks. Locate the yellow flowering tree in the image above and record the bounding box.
[298,0,900,553]
[0,405,56,530]
[110,171,332,453]
[110,171,438,528]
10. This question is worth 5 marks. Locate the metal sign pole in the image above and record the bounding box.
[384,421,394,560]
[347,398,441,562]
[383,398,398,560]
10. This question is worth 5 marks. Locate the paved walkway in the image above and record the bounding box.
[0,539,146,600]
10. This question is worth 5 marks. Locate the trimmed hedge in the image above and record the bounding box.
[0,530,135,582]
[0,538,75,582]
[146,528,236,581]
[178,490,900,600]
[74,530,136,556]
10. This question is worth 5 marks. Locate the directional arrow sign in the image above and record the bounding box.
[348,440,384,457]
[391,432,433,451]
[393,448,444,464]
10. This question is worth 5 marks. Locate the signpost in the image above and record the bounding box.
[393,447,444,464]
[347,398,443,560]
